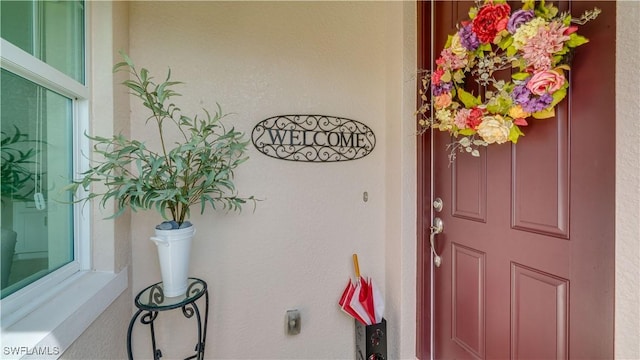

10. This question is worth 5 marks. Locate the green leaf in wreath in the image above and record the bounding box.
[486,92,513,114]
[457,88,480,109]
[498,35,513,50]
[468,6,478,19]
[550,87,567,107]
[522,0,535,10]
[509,124,524,143]
[532,107,556,119]
[535,0,558,19]
[567,33,589,48]
[511,57,527,71]
[441,70,452,83]
[458,128,477,136]
[453,70,465,84]
[511,72,530,81]
[555,46,569,56]
[444,35,453,49]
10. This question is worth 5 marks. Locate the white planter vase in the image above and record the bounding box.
[150,225,196,297]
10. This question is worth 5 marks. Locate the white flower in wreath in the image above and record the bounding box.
[476,115,512,144]
[512,17,547,50]
[435,109,454,131]
[449,33,468,57]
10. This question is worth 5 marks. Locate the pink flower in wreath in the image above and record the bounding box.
[435,92,453,110]
[454,108,471,129]
[432,68,445,85]
[526,70,566,96]
[541,21,570,52]
[522,21,570,70]
[436,48,467,70]
[453,107,484,130]
[472,2,511,44]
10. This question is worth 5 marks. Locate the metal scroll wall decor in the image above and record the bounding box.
[251,115,376,162]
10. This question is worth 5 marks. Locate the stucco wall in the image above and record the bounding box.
[615,1,640,359]
[126,2,404,359]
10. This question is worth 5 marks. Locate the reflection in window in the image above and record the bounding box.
[1,69,74,299]
[0,0,85,83]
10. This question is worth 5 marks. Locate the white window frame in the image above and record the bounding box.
[0,39,89,323]
[0,3,126,358]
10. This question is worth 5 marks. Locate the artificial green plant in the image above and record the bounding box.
[68,54,254,225]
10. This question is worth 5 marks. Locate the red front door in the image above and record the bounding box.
[417,2,616,359]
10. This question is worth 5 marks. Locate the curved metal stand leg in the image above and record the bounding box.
[182,289,209,360]
[193,303,203,360]
[182,303,202,360]
[129,309,162,360]
[140,311,161,360]
[202,290,209,359]
[194,290,210,360]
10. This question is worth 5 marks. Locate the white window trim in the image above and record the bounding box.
[0,3,127,357]
[0,270,127,360]
[0,40,88,100]
[0,36,90,326]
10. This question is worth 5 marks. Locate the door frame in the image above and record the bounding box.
[415,1,432,359]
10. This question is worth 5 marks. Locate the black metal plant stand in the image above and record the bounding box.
[127,278,209,360]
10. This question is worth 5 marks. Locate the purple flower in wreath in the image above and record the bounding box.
[432,81,453,96]
[458,24,480,51]
[507,9,535,33]
[522,93,553,113]
[511,82,531,104]
[512,81,553,113]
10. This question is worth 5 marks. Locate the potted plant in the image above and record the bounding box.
[68,54,255,297]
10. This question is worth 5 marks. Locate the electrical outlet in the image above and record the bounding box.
[286,309,301,335]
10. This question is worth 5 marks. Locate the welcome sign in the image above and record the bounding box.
[251,115,375,162]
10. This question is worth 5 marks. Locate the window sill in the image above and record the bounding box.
[1,268,128,359]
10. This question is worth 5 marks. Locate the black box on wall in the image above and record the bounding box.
[355,318,387,360]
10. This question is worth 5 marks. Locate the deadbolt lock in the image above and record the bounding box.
[433,198,443,212]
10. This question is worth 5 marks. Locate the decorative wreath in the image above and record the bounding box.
[417,0,600,159]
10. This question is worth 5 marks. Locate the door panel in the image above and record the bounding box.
[452,150,487,222]
[417,1,615,359]
[452,244,485,359]
[512,101,569,238]
[510,263,569,360]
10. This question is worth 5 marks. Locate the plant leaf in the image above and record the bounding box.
[566,33,589,48]
[512,72,530,81]
[532,107,556,119]
[457,88,481,108]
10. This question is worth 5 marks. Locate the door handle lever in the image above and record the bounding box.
[430,217,443,267]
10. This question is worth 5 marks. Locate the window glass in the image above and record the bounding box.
[0,0,85,83]
[1,0,84,301]
[1,69,75,299]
